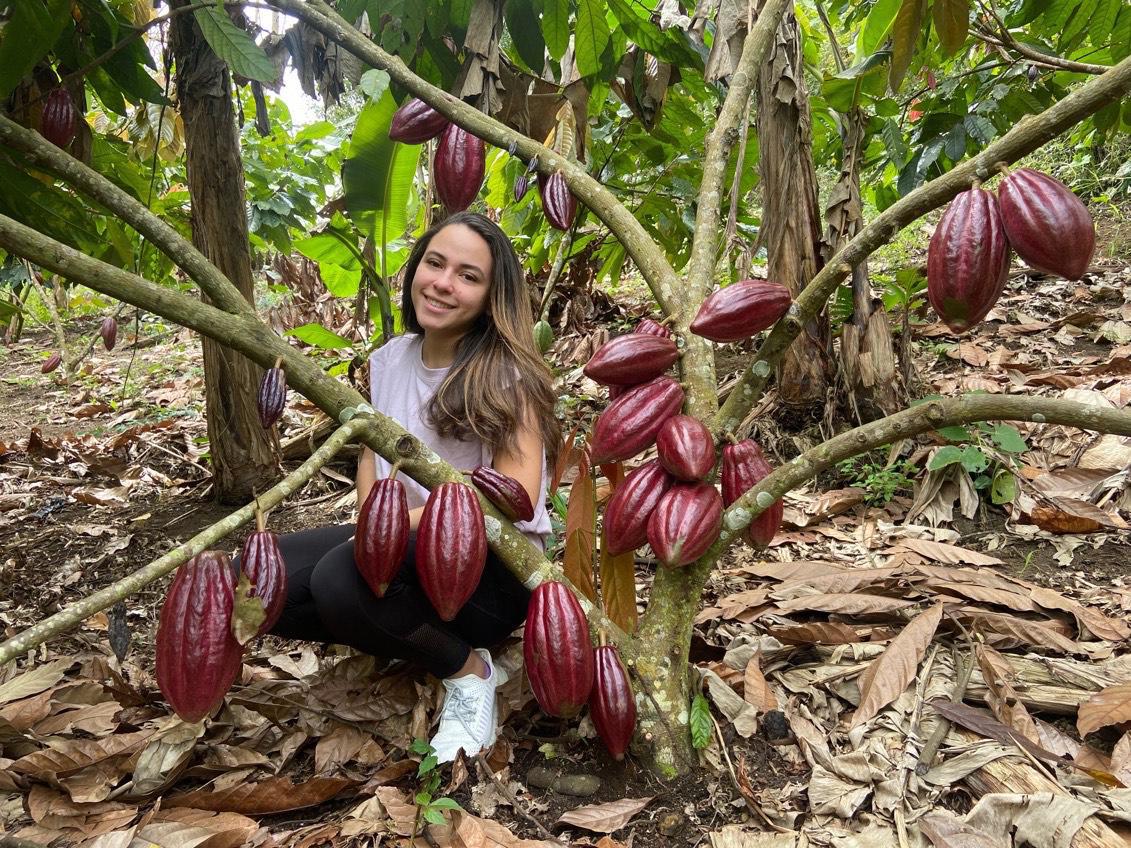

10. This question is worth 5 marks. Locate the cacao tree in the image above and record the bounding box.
[1,0,1131,781]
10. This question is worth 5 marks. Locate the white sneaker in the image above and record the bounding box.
[429,648,504,764]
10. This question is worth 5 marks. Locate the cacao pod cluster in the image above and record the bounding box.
[389,97,486,214]
[927,169,1095,334]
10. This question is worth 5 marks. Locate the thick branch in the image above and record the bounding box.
[714,54,1131,434]
[260,0,686,318]
[0,114,251,316]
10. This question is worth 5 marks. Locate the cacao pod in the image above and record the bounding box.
[721,439,783,548]
[608,384,626,401]
[590,376,685,465]
[100,316,117,351]
[533,319,553,354]
[689,280,792,343]
[590,645,635,760]
[41,352,62,373]
[41,88,77,149]
[257,366,286,429]
[539,170,577,231]
[655,415,715,481]
[583,334,679,387]
[646,482,722,567]
[156,551,244,722]
[514,173,530,203]
[416,482,488,620]
[389,97,450,144]
[355,477,410,597]
[239,527,287,635]
[634,318,672,339]
[434,123,486,213]
[524,581,595,717]
[926,187,1011,333]
[997,168,1095,280]
[471,465,535,523]
[603,459,672,556]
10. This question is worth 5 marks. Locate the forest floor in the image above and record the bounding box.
[1,216,1130,847]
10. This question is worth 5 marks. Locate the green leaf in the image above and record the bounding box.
[0,0,70,99]
[410,738,432,755]
[859,0,903,54]
[193,7,278,83]
[935,425,972,442]
[690,693,711,750]
[991,424,1028,454]
[990,469,1017,505]
[430,798,461,810]
[927,445,965,471]
[575,0,610,78]
[959,445,989,473]
[359,69,391,101]
[542,0,570,60]
[414,791,432,805]
[889,0,925,92]
[295,233,359,268]
[505,0,546,71]
[320,263,362,298]
[932,0,969,56]
[423,809,447,826]
[606,0,701,66]
[1114,6,1131,61]
[284,323,353,349]
[418,753,438,775]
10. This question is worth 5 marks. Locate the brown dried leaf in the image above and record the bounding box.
[314,725,370,774]
[556,796,654,834]
[769,622,862,645]
[1029,586,1131,642]
[965,612,1080,654]
[1112,733,1131,788]
[919,811,1004,848]
[743,653,778,712]
[928,700,1063,766]
[1030,497,1125,534]
[975,644,1040,745]
[132,720,207,798]
[0,658,74,705]
[850,604,944,728]
[1077,682,1131,737]
[10,730,153,777]
[130,807,259,848]
[775,593,914,616]
[166,775,358,814]
[925,580,1035,611]
[772,567,899,598]
[890,539,1003,566]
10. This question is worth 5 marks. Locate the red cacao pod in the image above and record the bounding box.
[721,439,783,548]
[41,352,62,373]
[926,187,1011,333]
[156,551,244,722]
[997,168,1095,280]
[257,366,286,429]
[583,334,679,387]
[239,528,287,635]
[416,482,487,621]
[655,415,715,481]
[100,316,117,351]
[590,645,635,760]
[590,376,685,465]
[434,123,485,213]
[389,98,449,144]
[538,170,577,231]
[355,477,410,597]
[524,581,595,718]
[603,459,673,556]
[634,318,672,339]
[471,465,535,523]
[646,482,722,567]
[689,280,792,343]
[41,88,77,149]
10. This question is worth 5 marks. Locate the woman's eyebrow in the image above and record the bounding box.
[424,249,485,276]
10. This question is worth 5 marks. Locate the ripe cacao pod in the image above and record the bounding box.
[583,334,679,387]
[647,482,723,567]
[434,123,485,213]
[416,482,487,620]
[41,88,77,149]
[590,645,635,761]
[389,97,449,144]
[239,527,287,635]
[590,376,685,465]
[539,170,577,231]
[655,415,715,481]
[100,316,117,351]
[355,477,410,597]
[926,187,1011,333]
[721,439,783,548]
[533,319,553,354]
[257,366,286,429]
[41,352,62,373]
[471,465,535,523]
[603,459,672,556]
[689,280,792,343]
[156,551,244,722]
[634,318,672,339]
[997,168,1095,280]
[524,581,595,718]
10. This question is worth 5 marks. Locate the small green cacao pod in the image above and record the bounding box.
[416,482,487,620]
[533,320,553,354]
[471,465,535,523]
[590,645,635,760]
[41,352,62,373]
[354,476,410,597]
[389,98,450,144]
[100,316,117,351]
[524,581,595,718]
[257,366,286,429]
[41,88,77,149]
[239,527,288,636]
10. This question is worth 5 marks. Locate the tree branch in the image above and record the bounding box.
[971,30,1110,76]
[713,54,1131,434]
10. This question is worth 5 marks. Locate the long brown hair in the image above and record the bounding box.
[400,212,559,465]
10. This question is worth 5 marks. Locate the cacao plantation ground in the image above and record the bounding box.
[1,221,1130,846]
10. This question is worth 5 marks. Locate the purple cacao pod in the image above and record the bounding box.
[434,123,486,213]
[538,170,577,231]
[655,415,715,481]
[590,376,685,465]
[416,482,487,620]
[524,581,595,718]
[721,439,783,548]
[41,88,77,149]
[471,465,535,523]
[590,645,635,760]
[355,477,410,598]
[997,168,1095,280]
[100,316,118,351]
[690,280,792,343]
[634,318,672,339]
[257,366,286,429]
[239,528,287,636]
[41,352,62,373]
[389,98,450,144]
[583,334,680,387]
[603,459,673,556]
[646,482,723,567]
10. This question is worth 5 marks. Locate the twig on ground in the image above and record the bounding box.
[474,752,565,844]
[708,710,792,834]
[916,639,976,776]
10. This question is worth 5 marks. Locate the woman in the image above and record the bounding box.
[253,212,559,763]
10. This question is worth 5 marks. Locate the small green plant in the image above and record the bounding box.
[837,452,919,506]
[409,739,461,832]
[928,421,1028,505]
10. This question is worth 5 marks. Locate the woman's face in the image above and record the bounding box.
[410,223,493,341]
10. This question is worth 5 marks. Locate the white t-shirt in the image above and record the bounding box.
[368,334,552,549]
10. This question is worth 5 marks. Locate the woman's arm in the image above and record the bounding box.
[492,415,545,516]
[357,446,426,530]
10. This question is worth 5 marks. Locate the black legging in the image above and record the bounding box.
[233,524,531,679]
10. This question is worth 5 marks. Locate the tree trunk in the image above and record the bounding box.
[171,3,276,503]
[755,6,828,410]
